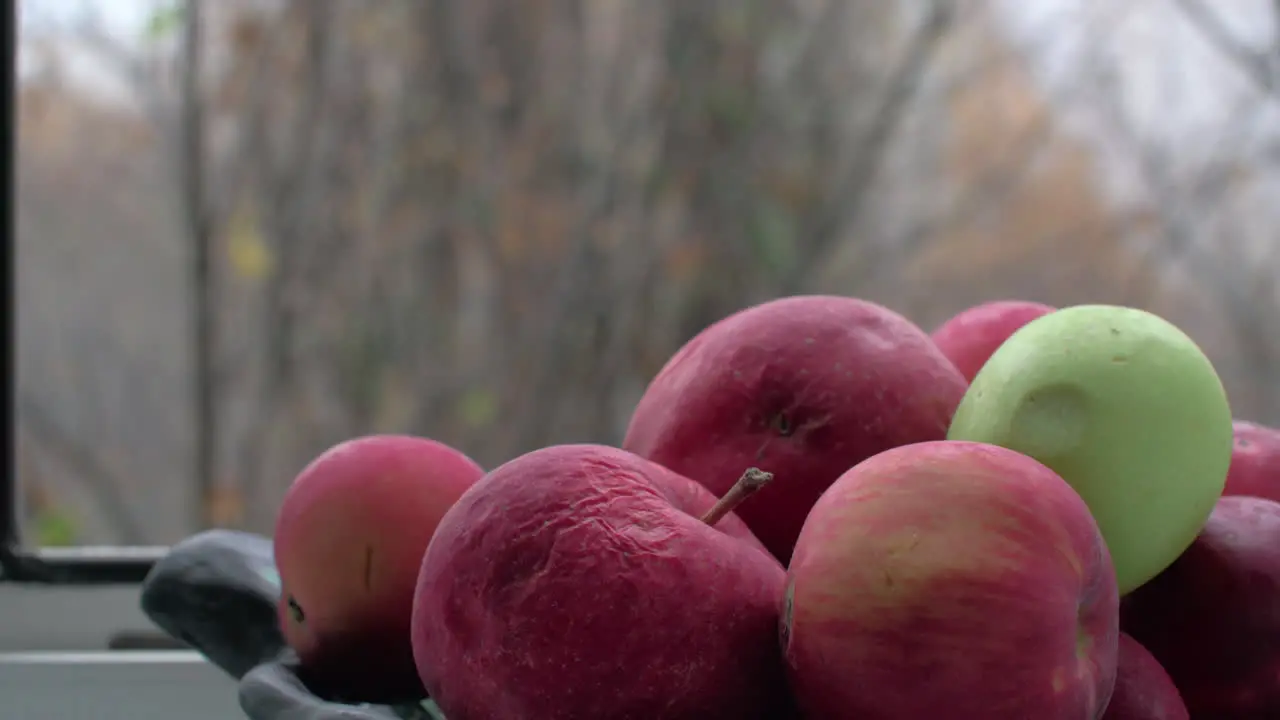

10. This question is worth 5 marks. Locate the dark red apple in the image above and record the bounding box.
[273,434,484,703]
[1223,420,1280,503]
[782,440,1118,719]
[411,444,792,720]
[931,300,1055,382]
[623,294,967,563]
[1121,495,1280,719]
[1102,633,1188,720]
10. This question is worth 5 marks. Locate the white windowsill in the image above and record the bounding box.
[0,650,239,720]
[0,585,241,719]
[0,585,155,650]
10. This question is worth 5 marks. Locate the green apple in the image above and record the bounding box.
[947,304,1232,595]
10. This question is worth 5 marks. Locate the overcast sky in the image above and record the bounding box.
[20,0,154,38]
[16,0,162,104]
[991,0,1280,240]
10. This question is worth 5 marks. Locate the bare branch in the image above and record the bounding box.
[180,0,220,529]
[235,0,338,528]
[1170,0,1280,97]
[782,0,955,294]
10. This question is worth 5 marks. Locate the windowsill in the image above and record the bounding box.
[0,585,241,719]
[0,650,240,719]
[0,584,156,650]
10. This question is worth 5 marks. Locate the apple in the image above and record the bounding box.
[623,294,967,563]
[782,440,1118,720]
[947,304,1233,595]
[1101,633,1188,720]
[411,444,793,720]
[273,434,484,703]
[1120,495,1280,719]
[1223,420,1280,503]
[931,300,1055,381]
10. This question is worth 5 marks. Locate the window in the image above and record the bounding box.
[5,0,1280,659]
[3,14,236,719]
[3,0,162,586]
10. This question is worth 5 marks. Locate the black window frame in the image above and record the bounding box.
[0,0,162,585]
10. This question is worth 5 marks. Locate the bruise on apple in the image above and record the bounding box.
[624,295,968,564]
[779,580,795,651]
[286,595,306,624]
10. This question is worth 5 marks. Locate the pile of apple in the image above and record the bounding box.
[269,296,1280,720]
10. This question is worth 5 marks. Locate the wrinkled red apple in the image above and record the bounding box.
[274,434,484,703]
[1102,633,1188,720]
[783,441,1118,720]
[931,300,1055,382]
[624,294,967,563]
[1223,420,1280,503]
[412,444,792,720]
[1121,495,1280,719]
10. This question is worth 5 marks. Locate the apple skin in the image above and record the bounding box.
[947,304,1233,595]
[1101,633,1188,720]
[1120,495,1280,719]
[782,440,1118,720]
[931,300,1056,381]
[411,444,793,720]
[623,294,967,564]
[1223,420,1280,503]
[273,434,484,703]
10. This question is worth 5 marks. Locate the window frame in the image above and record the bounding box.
[0,0,163,586]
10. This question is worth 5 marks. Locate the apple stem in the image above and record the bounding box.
[700,467,774,526]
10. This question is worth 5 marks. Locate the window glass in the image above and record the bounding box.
[15,0,1280,547]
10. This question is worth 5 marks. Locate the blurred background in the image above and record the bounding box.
[13,0,1280,546]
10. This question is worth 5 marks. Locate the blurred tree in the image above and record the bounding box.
[14,0,1280,541]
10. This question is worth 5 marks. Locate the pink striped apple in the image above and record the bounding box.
[783,440,1118,719]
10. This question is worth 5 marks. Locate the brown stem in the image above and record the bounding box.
[700,468,774,526]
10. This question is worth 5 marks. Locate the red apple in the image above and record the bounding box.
[782,440,1118,719]
[1223,420,1280,503]
[623,294,967,563]
[273,434,484,702]
[1102,633,1188,720]
[1121,495,1280,719]
[931,300,1055,382]
[411,444,793,720]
